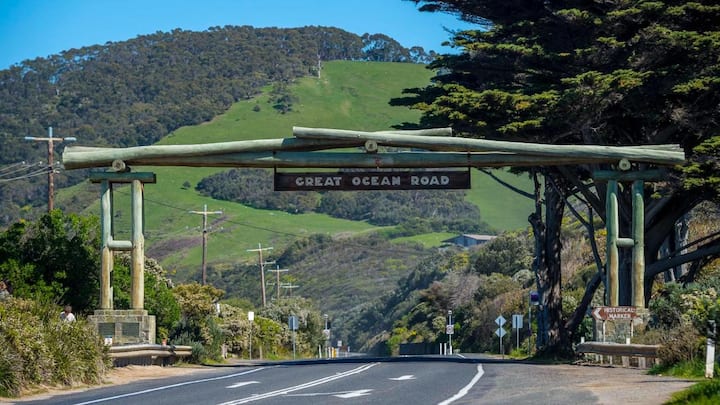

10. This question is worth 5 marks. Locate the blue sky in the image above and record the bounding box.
[0,0,476,70]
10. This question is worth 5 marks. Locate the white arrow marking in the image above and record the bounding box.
[389,375,416,381]
[592,307,602,319]
[335,389,373,398]
[286,389,374,398]
[226,381,260,389]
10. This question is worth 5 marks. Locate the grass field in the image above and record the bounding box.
[60,60,533,280]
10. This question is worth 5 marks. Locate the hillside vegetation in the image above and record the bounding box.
[0,26,432,226]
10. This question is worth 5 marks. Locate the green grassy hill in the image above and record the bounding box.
[60,61,533,282]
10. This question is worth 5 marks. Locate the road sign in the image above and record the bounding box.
[446,324,454,335]
[495,327,507,338]
[495,315,506,327]
[591,306,639,321]
[288,315,299,330]
[274,170,471,191]
[512,314,523,329]
[530,291,540,305]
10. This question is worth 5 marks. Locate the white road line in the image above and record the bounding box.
[437,364,484,405]
[334,389,373,398]
[287,389,374,398]
[217,363,378,405]
[456,354,467,359]
[388,375,416,380]
[73,368,266,405]
[226,381,260,389]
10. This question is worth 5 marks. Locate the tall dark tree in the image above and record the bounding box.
[0,210,101,312]
[400,0,720,354]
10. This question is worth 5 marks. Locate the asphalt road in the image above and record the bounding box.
[12,356,693,405]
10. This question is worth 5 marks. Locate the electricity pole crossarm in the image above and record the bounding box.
[280,282,300,297]
[189,204,222,285]
[24,127,77,211]
[268,265,289,301]
[247,244,273,306]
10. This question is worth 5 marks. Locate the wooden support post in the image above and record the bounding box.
[91,171,155,312]
[606,180,619,306]
[632,180,645,308]
[100,180,113,310]
[131,179,144,310]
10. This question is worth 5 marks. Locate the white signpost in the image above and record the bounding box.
[512,314,523,351]
[289,315,298,359]
[495,315,507,358]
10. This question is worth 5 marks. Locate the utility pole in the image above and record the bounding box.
[247,244,273,306]
[24,127,76,212]
[268,265,288,301]
[189,204,222,285]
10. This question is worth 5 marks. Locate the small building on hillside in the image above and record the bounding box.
[442,234,496,248]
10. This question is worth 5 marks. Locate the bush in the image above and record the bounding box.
[0,298,110,397]
[655,326,704,367]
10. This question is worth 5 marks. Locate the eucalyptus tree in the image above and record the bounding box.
[401,0,720,354]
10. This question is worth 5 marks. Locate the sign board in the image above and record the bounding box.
[512,314,523,329]
[446,324,454,335]
[274,170,471,191]
[591,306,639,321]
[322,329,331,339]
[495,315,506,327]
[495,327,507,338]
[530,291,539,306]
[288,315,299,330]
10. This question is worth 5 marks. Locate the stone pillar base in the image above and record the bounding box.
[89,309,156,345]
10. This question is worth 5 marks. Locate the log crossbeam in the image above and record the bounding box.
[62,127,685,171]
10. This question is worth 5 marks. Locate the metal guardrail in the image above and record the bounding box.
[109,344,193,366]
[576,342,660,368]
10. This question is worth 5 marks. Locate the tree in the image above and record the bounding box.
[402,0,720,355]
[112,253,180,341]
[0,210,101,312]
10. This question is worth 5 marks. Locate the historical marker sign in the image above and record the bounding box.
[274,170,470,191]
[591,306,639,321]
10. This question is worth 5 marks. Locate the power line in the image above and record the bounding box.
[0,163,52,183]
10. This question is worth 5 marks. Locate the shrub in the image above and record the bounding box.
[655,326,704,367]
[667,377,720,404]
[0,298,110,397]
